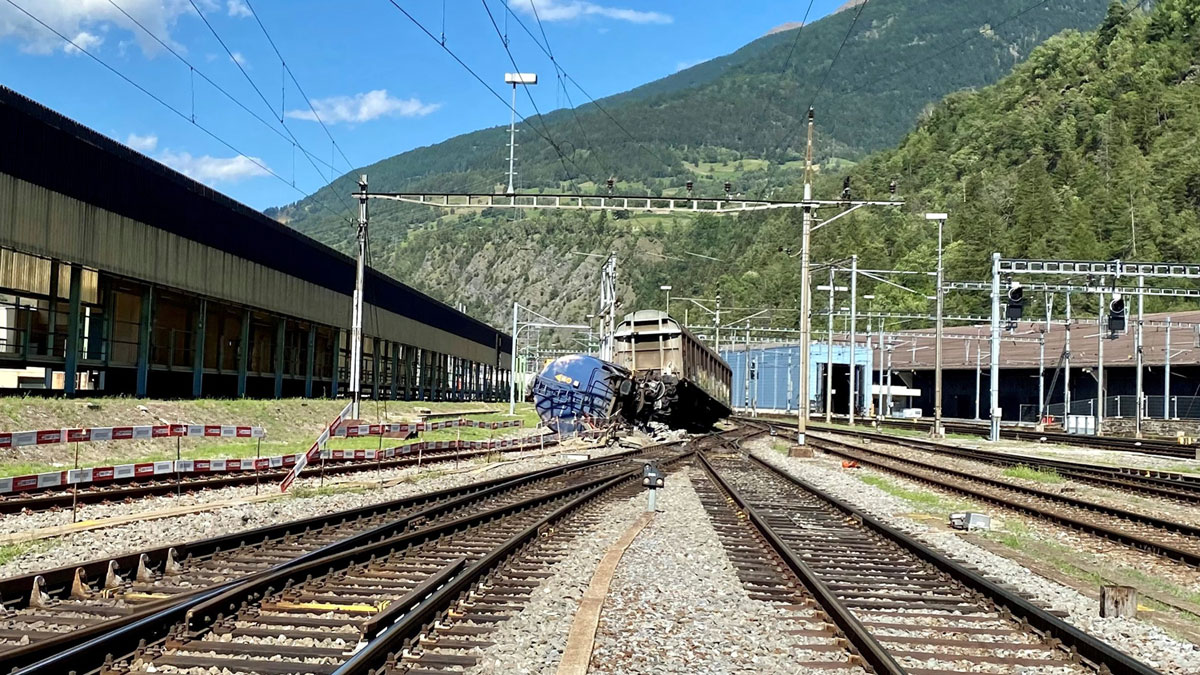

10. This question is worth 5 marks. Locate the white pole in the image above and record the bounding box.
[1098,288,1105,434]
[988,252,1001,442]
[506,84,517,194]
[933,217,945,436]
[350,175,368,420]
[825,267,834,424]
[796,107,814,445]
[848,255,858,426]
[1064,292,1072,430]
[1136,274,1145,437]
[509,302,518,415]
[1165,317,1172,419]
[974,342,981,420]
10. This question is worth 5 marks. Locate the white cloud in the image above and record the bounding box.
[286,89,440,125]
[675,59,701,72]
[62,30,103,55]
[227,0,252,18]
[0,0,199,56]
[158,149,271,184]
[231,50,247,67]
[125,132,158,152]
[512,0,672,24]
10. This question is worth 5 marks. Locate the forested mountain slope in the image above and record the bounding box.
[273,0,1114,330]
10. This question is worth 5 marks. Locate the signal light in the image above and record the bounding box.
[842,176,851,200]
[724,181,732,195]
[889,179,897,195]
[1108,293,1126,334]
[749,360,757,380]
[1005,282,1024,322]
[686,180,694,195]
[606,178,614,194]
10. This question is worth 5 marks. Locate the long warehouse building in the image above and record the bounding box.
[0,86,511,400]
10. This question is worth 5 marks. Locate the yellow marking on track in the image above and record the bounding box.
[124,592,173,601]
[272,600,380,613]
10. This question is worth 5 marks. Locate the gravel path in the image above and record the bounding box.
[588,468,861,675]
[0,443,623,579]
[467,487,648,674]
[750,438,1200,673]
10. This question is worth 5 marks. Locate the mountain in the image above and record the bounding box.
[275,0,1112,332]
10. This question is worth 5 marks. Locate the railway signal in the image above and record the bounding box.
[1005,281,1025,327]
[1108,292,1126,335]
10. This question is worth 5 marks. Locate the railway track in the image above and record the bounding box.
[801,432,1200,568]
[5,439,694,675]
[806,416,1200,460]
[0,445,524,515]
[0,444,680,672]
[819,425,1200,504]
[696,449,1158,674]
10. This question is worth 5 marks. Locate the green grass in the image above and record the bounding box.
[0,540,52,566]
[0,400,538,478]
[857,474,942,507]
[1002,465,1065,483]
[772,441,792,454]
[286,484,370,499]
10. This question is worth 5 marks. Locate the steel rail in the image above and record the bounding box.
[741,452,1160,675]
[4,445,672,672]
[819,426,1200,503]
[695,451,904,675]
[0,444,520,514]
[809,435,1200,568]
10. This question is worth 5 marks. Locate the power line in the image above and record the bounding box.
[498,2,673,177]
[384,1,601,190]
[186,0,356,214]
[479,0,588,185]
[5,0,349,222]
[522,0,613,181]
[105,0,341,179]
[243,0,355,173]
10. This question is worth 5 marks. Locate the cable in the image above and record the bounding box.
[187,0,356,214]
[5,0,349,222]
[523,0,613,181]
[498,2,673,176]
[384,0,598,189]
[242,0,355,173]
[105,0,342,179]
[479,0,589,185]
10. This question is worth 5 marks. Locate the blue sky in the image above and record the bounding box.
[0,1,846,210]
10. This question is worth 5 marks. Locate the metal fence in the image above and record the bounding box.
[1020,395,1200,423]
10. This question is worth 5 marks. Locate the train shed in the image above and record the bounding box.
[0,86,511,400]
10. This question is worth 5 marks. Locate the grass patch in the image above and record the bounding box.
[287,484,369,499]
[857,474,942,507]
[1002,465,1065,483]
[0,540,52,566]
[772,441,791,454]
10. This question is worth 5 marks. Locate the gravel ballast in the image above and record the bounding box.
[751,438,1200,673]
[588,468,859,675]
[0,444,623,579]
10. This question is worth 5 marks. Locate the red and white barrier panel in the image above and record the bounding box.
[330,419,522,437]
[0,429,578,496]
[0,425,266,448]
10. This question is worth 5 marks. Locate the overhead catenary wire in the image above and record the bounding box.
[186,0,356,214]
[5,0,350,222]
[384,1,601,190]
[497,1,673,177]
[502,0,614,181]
[105,0,343,180]
[479,0,592,185]
[777,0,870,155]
[242,0,355,174]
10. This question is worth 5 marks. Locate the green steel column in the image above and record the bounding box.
[135,285,153,397]
[236,309,250,398]
[191,298,207,398]
[304,324,316,398]
[274,319,285,398]
[63,265,82,395]
[330,328,341,399]
[45,261,59,388]
[371,337,380,400]
[390,342,399,400]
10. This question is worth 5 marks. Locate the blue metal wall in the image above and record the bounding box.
[722,343,873,411]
